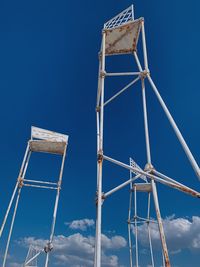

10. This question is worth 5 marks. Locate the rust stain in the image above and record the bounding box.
[105,19,143,56]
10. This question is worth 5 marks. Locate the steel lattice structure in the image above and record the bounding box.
[0,126,68,267]
[94,5,200,267]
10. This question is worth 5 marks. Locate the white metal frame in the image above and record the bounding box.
[95,5,200,267]
[0,126,68,267]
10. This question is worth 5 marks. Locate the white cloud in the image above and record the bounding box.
[132,215,200,253]
[65,218,95,231]
[18,232,127,267]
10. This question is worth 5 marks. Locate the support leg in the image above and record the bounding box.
[0,145,30,237]
[141,78,151,164]
[151,180,170,267]
[147,193,155,267]
[134,185,139,267]
[128,160,133,267]
[44,146,67,267]
[147,74,200,179]
[2,188,22,267]
[95,30,106,267]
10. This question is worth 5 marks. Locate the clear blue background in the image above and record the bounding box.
[0,0,200,266]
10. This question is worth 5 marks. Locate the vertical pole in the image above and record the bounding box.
[151,180,170,267]
[134,185,139,267]
[44,145,67,267]
[95,30,106,267]
[128,159,133,267]
[147,192,154,267]
[147,75,200,179]
[0,143,30,237]
[141,78,151,164]
[134,52,143,72]
[2,188,22,267]
[139,60,170,265]
[0,182,18,237]
[2,145,31,266]
[141,21,149,71]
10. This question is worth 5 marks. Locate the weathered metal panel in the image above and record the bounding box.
[133,183,152,192]
[105,18,143,55]
[31,126,68,143]
[29,140,66,155]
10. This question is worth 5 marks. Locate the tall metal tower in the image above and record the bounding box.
[0,126,68,267]
[95,5,200,267]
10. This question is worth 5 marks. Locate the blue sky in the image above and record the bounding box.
[0,0,200,266]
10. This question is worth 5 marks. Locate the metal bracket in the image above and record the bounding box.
[100,70,106,78]
[44,242,53,253]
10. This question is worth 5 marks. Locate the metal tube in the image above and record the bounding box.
[104,174,141,198]
[105,72,140,77]
[44,145,67,267]
[141,78,151,164]
[128,167,133,267]
[21,150,31,179]
[141,21,149,71]
[23,184,57,190]
[103,155,200,197]
[151,180,170,267]
[3,188,22,267]
[134,185,139,267]
[95,30,106,267]
[153,170,200,197]
[18,143,30,178]
[0,145,30,238]
[23,179,57,185]
[133,52,143,72]
[0,182,18,238]
[25,250,42,266]
[104,76,140,106]
[96,54,102,107]
[147,193,155,267]
[147,74,200,179]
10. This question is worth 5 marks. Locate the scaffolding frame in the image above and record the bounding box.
[94,5,200,267]
[0,126,68,267]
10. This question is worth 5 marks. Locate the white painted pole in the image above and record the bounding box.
[0,182,18,237]
[104,174,141,198]
[128,162,133,267]
[104,76,140,106]
[2,188,22,267]
[141,21,149,71]
[141,78,151,164]
[147,75,200,179]
[95,30,106,267]
[151,180,170,267]
[147,193,155,267]
[44,145,67,267]
[134,185,139,267]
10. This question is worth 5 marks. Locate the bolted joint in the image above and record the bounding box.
[97,151,103,163]
[17,176,24,188]
[96,106,100,113]
[140,70,150,79]
[100,70,106,78]
[57,181,62,189]
[44,242,53,253]
[95,191,105,206]
[144,163,154,173]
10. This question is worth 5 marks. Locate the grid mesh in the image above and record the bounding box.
[104,5,134,29]
[130,158,147,182]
